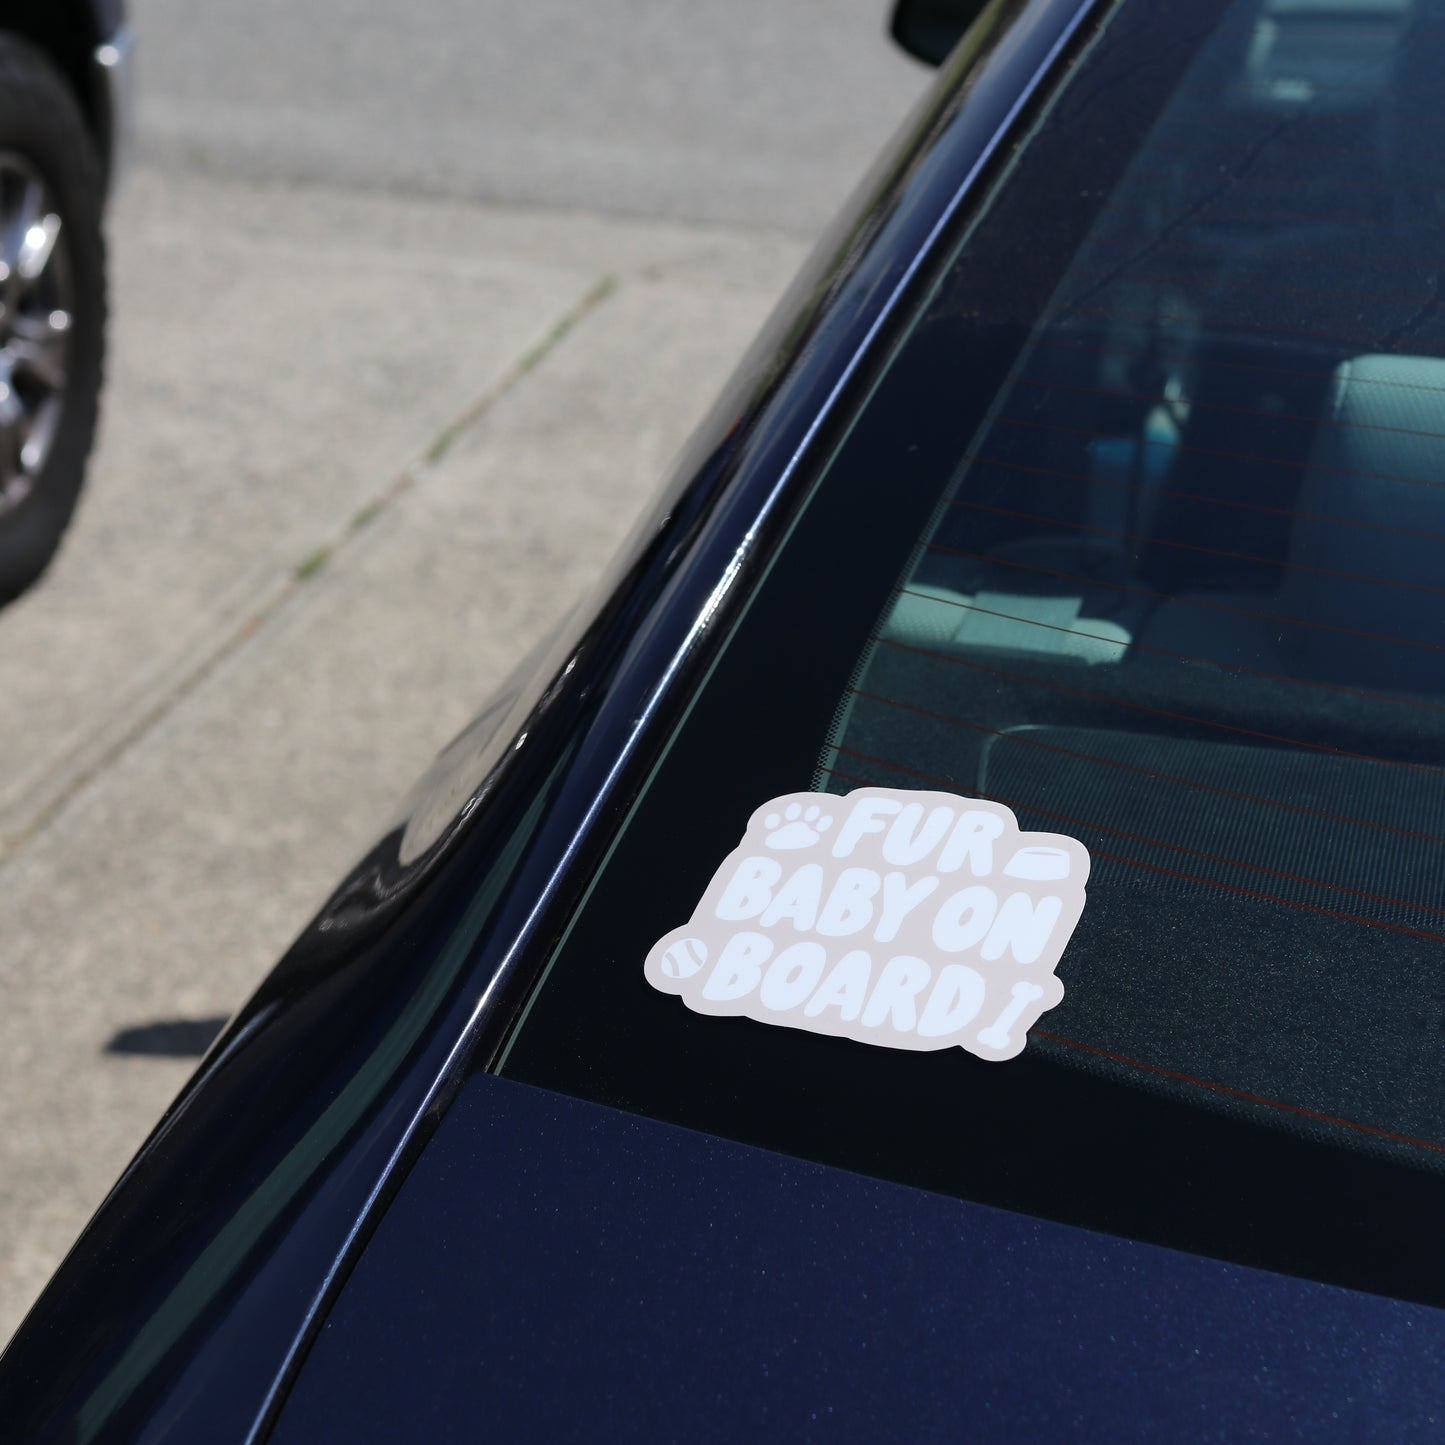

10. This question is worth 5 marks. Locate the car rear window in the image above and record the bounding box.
[499,0,1445,1306]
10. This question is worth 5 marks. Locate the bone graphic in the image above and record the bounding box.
[1003,845,1071,882]
[976,981,1045,1052]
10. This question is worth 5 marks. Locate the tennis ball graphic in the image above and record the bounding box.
[660,937,708,979]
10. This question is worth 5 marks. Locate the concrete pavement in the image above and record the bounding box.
[0,165,809,1338]
[130,0,928,230]
[0,0,932,1350]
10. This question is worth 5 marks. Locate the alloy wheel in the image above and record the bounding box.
[0,152,73,513]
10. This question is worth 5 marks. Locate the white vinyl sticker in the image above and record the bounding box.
[643,787,1089,1062]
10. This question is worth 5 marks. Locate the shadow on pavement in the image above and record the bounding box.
[104,1017,229,1058]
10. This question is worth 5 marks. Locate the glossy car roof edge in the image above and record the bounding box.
[475,0,1106,1061]
[468,0,1107,1095]
[252,0,1106,1436]
[466,0,1108,1106]
[449,0,1110,1100]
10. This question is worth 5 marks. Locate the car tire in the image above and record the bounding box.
[0,32,105,603]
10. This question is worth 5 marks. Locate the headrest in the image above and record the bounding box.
[1283,354,1445,688]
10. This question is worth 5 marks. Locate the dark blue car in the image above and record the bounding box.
[5,0,1445,1437]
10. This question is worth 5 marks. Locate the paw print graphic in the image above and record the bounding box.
[763,801,833,850]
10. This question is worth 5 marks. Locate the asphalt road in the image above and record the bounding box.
[0,0,931,1343]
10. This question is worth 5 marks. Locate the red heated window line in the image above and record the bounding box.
[990,413,1445,501]
[873,636,1445,794]
[833,729,1445,925]
[1025,334,1445,407]
[1029,1030,1445,1157]
[896,584,1445,718]
[848,684,1445,856]
[966,451,1445,544]
[927,541,1445,655]
[1071,265,1445,313]
[1094,201,1445,234]
[851,752,1445,943]
[1061,302,1445,358]
[827,747,1445,945]
[947,495,1445,598]
[1086,230,1445,274]
[1010,373,1445,456]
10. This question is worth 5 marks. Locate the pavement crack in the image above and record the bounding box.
[423,273,617,465]
[0,272,622,865]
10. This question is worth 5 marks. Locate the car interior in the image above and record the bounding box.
[829,0,1445,1174]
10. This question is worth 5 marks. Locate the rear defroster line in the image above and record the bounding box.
[820,757,1445,1161]
[1031,1029,1445,1156]
[828,743,1445,938]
